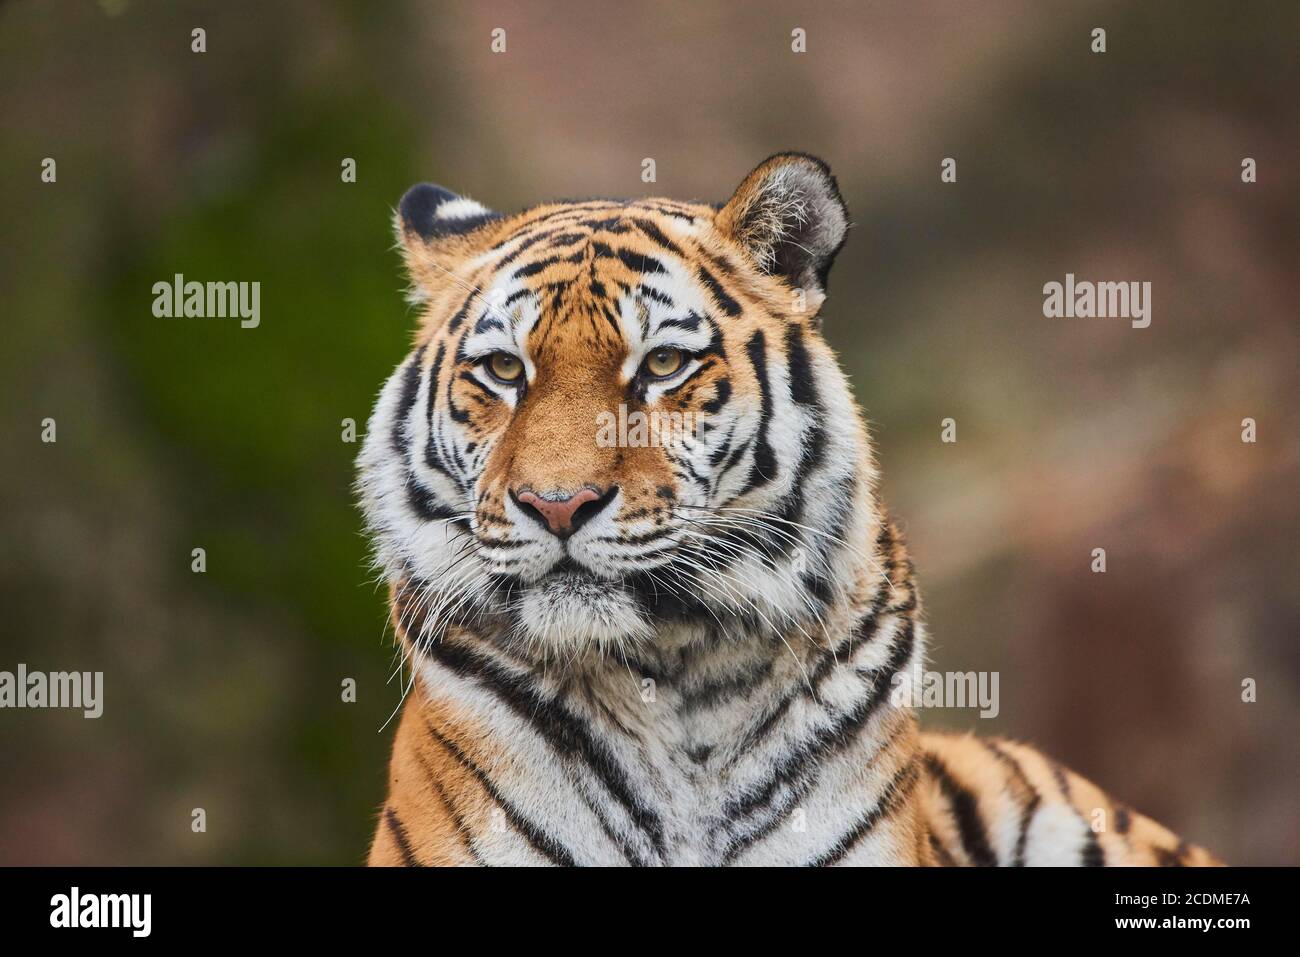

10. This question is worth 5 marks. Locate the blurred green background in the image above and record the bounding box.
[1,0,1296,864]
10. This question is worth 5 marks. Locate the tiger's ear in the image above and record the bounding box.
[714,153,849,297]
[394,183,502,292]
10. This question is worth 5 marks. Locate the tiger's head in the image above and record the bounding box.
[358,153,880,658]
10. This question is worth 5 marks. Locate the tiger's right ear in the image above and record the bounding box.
[714,153,849,299]
[394,183,502,292]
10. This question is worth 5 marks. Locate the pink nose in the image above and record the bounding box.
[513,487,609,537]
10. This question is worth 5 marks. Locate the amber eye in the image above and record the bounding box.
[644,347,685,379]
[486,352,524,383]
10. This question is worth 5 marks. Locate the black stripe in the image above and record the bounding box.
[717,435,752,488]
[783,325,819,406]
[405,476,455,523]
[708,427,736,470]
[600,527,671,548]
[638,284,676,308]
[1048,759,1105,866]
[725,523,898,767]
[475,534,530,552]
[981,739,1042,867]
[389,346,427,455]
[446,365,472,423]
[423,719,577,867]
[426,344,445,429]
[701,249,740,279]
[513,255,565,279]
[801,569,834,606]
[417,634,664,861]
[1154,840,1191,867]
[806,758,921,866]
[774,419,825,538]
[545,231,588,247]
[495,227,564,267]
[446,294,474,333]
[696,265,742,316]
[695,320,726,363]
[656,313,701,334]
[719,618,917,863]
[1049,759,1073,800]
[383,807,421,866]
[459,370,500,401]
[581,215,625,232]
[628,217,686,258]
[1082,828,1106,866]
[922,752,998,867]
[410,745,486,865]
[732,616,916,820]
[740,330,777,494]
[616,247,666,275]
[638,200,698,221]
[422,345,465,487]
[598,301,622,337]
[500,288,532,311]
[721,706,914,866]
[701,377,731,415]
[676,659,776,716]
[770,325,827,538]
[929,830,957,866]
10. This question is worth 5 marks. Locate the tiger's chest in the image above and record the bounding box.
[409,613,924,866]
[488,670,920,866]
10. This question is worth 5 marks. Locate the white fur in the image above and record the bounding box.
[434,196,491,220]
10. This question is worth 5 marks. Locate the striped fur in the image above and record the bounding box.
[357,153,1219,866]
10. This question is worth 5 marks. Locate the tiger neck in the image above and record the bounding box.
[389,515,918,724]
[388,517,927,865]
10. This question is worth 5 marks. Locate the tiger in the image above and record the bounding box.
[356,152,1220,866]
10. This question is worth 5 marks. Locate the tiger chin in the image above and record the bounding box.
[356,152,1221,867]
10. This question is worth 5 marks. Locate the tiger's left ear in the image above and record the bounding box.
[394,183,502,295]
[715,153,849,297]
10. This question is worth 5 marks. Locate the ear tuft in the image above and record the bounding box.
[396,183,500,242]
[715,153,849,294]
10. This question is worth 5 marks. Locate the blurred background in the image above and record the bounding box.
[1,0,1296,865]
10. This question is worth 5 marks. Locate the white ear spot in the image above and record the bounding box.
[435,197,490,221]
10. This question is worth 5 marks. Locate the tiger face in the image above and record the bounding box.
[358,153,877,656]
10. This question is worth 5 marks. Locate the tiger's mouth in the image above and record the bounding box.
[537,556,607,584]
[506,560,653,652]
[532,561,618,600]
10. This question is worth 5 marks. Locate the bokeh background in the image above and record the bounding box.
[1,0,1296,865]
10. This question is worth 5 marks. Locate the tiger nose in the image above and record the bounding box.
[511,486,617,538]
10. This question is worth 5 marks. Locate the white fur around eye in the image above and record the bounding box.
[468,366,522,407]
[463,329,519,361]
[641,356,701,402]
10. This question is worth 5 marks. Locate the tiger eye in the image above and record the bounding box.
[645,347,684,378]
[487,352,523,382]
